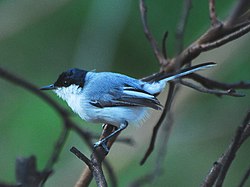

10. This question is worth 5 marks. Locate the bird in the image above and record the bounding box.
[40,62,215,150]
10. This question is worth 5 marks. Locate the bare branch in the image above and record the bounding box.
[71,147,108,187]
[209,0,221,26]
[140,82,176,165]
[16,156,48,187]
[180,79,245,97]
[74,125,118,187]
[0,183,19,187]
[70,147,92,168]
[168,22,250,71]
[226,0,250,27]
[188,73,250,90]
[199,23,250,51]
[139,0,167,65]
[162,31,169,59]
[201,111,250,187]
[132,88,177,186]
[238,165,250,187]
[201,161,223,187]
[175,0,192,54]
[44,127,69,173]
[103,160,118,187]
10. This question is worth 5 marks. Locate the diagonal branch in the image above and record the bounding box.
[226,0,250,27]
[140,82,176,165]
[71,147,108,187]
[139,0,167,65]
[201,111,250,187]
[180,79,245,97]
[74,125,119,187]
[187,73,250,90]
[238,165,250,187]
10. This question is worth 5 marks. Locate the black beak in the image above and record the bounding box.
[40,84,56,90]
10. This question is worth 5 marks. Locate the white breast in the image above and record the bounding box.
[54,84,150,127]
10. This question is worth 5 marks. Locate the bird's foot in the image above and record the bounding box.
[93,139,109,153]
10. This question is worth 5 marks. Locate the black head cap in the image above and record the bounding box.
[54,68,88,88]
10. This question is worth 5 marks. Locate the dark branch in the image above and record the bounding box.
[74,125,119,186]
[70,147,92,168]
[226,0,250,27]
[175,0,192,54]
[140,82,176,165]
[238,165,250,187]
[199,23,250,51]
[188,73,250,90]
[201,161,223,187]
[103,160,118,187]
[133,89,176,186]
[209,0,221,26]
[201,111,250,187]
[71,147,108,187]
[162,31,169,59]
[15,156,48,187]
[139,0,167,65]
[180,79,245,97]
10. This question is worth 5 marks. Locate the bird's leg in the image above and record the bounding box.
[94,121,128,152]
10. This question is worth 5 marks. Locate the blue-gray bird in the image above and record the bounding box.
[40,62,215,149]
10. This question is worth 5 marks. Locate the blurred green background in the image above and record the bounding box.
[0,0,249,186]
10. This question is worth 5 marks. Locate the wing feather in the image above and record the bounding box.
[89,85,162,110]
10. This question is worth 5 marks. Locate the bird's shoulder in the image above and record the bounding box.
[86,72,140,88]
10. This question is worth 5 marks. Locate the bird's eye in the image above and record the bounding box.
[63,80,70,86]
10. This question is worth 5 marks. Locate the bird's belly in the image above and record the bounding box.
[79,103,149,127]
[66,95,149,127]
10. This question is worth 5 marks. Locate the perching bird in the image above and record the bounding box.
[40,62,215,150]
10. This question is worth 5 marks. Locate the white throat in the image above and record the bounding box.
[54,85,83,114]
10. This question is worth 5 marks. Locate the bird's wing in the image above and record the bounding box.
[89,85,162,110]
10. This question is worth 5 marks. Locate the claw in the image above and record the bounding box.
[93,140,110,153]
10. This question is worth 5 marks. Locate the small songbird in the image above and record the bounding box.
[40,62,215,150]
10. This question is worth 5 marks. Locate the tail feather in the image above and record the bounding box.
[142,62,216,95]
[158,62,216,83]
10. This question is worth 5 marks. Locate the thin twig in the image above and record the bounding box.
[162,31,169,59]
[0,67,67,116]
[238,165,250,187]
[199,23,250,51]
[175,0,192,54]
[215,128,244,187]
[140,82,176,165]
[74,125,118,187]
[71,147,108,187]
[70,147,92,168]
[226,0,250,27]
[180,79,245,97]
[44,127,70,172]
[175,22,250,69]
[103,160,118,187]
[209,0,221,26]
[0,183,19,187]
[201,111,250,187]
[41,127,70,186]
[188,73,250,90]
[139,0,167,65]
[132,87,177,186]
